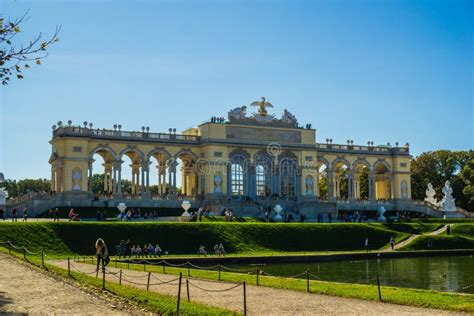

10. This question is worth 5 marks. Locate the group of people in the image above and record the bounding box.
[7,207,28,222]
[197,243,226,256]
[115,239,164,258]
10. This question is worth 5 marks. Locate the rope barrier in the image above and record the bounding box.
[187,280,242,292]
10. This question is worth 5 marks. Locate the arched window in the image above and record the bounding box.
[256,164,267,196]
[280,158,297,197]
[231,163,244,195]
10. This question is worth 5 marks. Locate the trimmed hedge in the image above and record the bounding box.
[400,235,474,251]
[0,222,409,255]
[450,224,474,238]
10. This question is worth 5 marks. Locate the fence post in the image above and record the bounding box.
[119,269,122,285]
[67,258,71,276]
[115,258,117,268]
[147,271,151,291]
[176,272,182,315]
[8,242,11,254]
[41,249,45,268]
[218,266,221,281]
[102,268,106,290]
[144,263,146,271]
[127,261,130,269]
[376,275,382,302]
[23,248,26,260]
[243,281,247,316]
[186,279,190,302]
[256,268,259,286]
[306,271,310,292]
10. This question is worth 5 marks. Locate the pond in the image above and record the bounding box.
[229,255,474,294]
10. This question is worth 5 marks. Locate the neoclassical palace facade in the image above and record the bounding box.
[43,98,419,217]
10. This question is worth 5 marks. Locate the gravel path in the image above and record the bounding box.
[0,252,133,315]
[50,260,463,315]
[392,225,448,250]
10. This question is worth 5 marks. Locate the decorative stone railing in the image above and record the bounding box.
[315,143,409,154]
[52,126,201,142]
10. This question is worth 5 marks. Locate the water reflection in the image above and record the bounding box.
[232,256,474,294]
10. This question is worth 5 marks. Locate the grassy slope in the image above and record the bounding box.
[0,222,409,255]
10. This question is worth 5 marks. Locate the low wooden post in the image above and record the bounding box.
[102,268,106,290]
[256,268,259,286]
[144,263,146,271]
[218,266,221,281]
[306,271,310,292]
[41,249,45,268]
[243,281,247,316]
[186,279,190,302]
[147,271,151,291]
[176,272,183,315]
[67,258,71,276]
[115,258,117,268]
[127,261,130,269]
[376,275,382,302]
[23,248,26,260]
[119,269,122,285]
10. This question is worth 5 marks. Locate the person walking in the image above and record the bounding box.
[446,225,451,235]
[12,208,17,222]
[364,238,370,253]
[95,238,109,272]
[53,208,60,222]
[22,207,28,222]
[390,236,395,250]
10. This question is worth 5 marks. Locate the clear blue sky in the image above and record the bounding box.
[1,0,473,181]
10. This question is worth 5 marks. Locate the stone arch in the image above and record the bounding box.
[351,158,371,172]
[373,159,391,173]
[229,148,251,160]
[174,149,199,162]
[317,156,331,169]
[119,146,145,162]
[90,145,117,161]
[331,157,351,170]
[147,147,172,161]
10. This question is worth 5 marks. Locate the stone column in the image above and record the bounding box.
[314,169,320,198]
[368,171,376,201]
[327,170,334,201]
[87,161,93,193]
[51,168,56,192]
[387,175,393,199]
[348,171,355,200]
[113,161,122,195]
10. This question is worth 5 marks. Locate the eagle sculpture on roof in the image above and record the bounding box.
[251,97,273,117]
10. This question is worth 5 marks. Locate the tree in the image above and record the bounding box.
[1,10,60,85]
[411,150,473,211]
[0,178,51,198]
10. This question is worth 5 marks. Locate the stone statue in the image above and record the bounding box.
[401,180,408,198]
[273,204,283,221]
[228,106,247,121]
[377,206,387,222]
[305,176,314,195]
[72,170,82,191]
[251,97,273,117]
[281,109,297,125]
[440,180,457,212]
[424,183,438,205]
[214,173,222,193]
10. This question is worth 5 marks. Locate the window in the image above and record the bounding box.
[400,162,407,168]
[256,165,267,196]
[231,163,244,195]
[73,146,82,152]
[214,152,222,157]
[280,159,297,197]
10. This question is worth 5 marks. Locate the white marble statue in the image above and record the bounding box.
[72,170,82,191]
[214,173,223,193]
[281,109,297,125]
[424,183,438,206]
[117,203,127,221]
[228,106,247,121]
[305,176,314,195]
[440,180,457,212]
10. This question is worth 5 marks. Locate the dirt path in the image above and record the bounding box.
[391,224,448,251]
[0,252,134,315]
[49,260,463,315]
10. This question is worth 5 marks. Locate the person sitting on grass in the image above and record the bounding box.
[155,244,162,257]
[214,244,220,256]
[197,245,207,256]
[218,243,226,256]
[148,244,155,257]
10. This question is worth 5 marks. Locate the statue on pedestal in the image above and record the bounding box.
[424,183,438,206]
[440,180,457,212]
[305,176,314,195]
[377,206,387,222]
[214,173,222,193]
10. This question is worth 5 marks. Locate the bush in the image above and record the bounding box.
[450,224,474,238]
[0,222,408,255]
[400,235,474,251]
